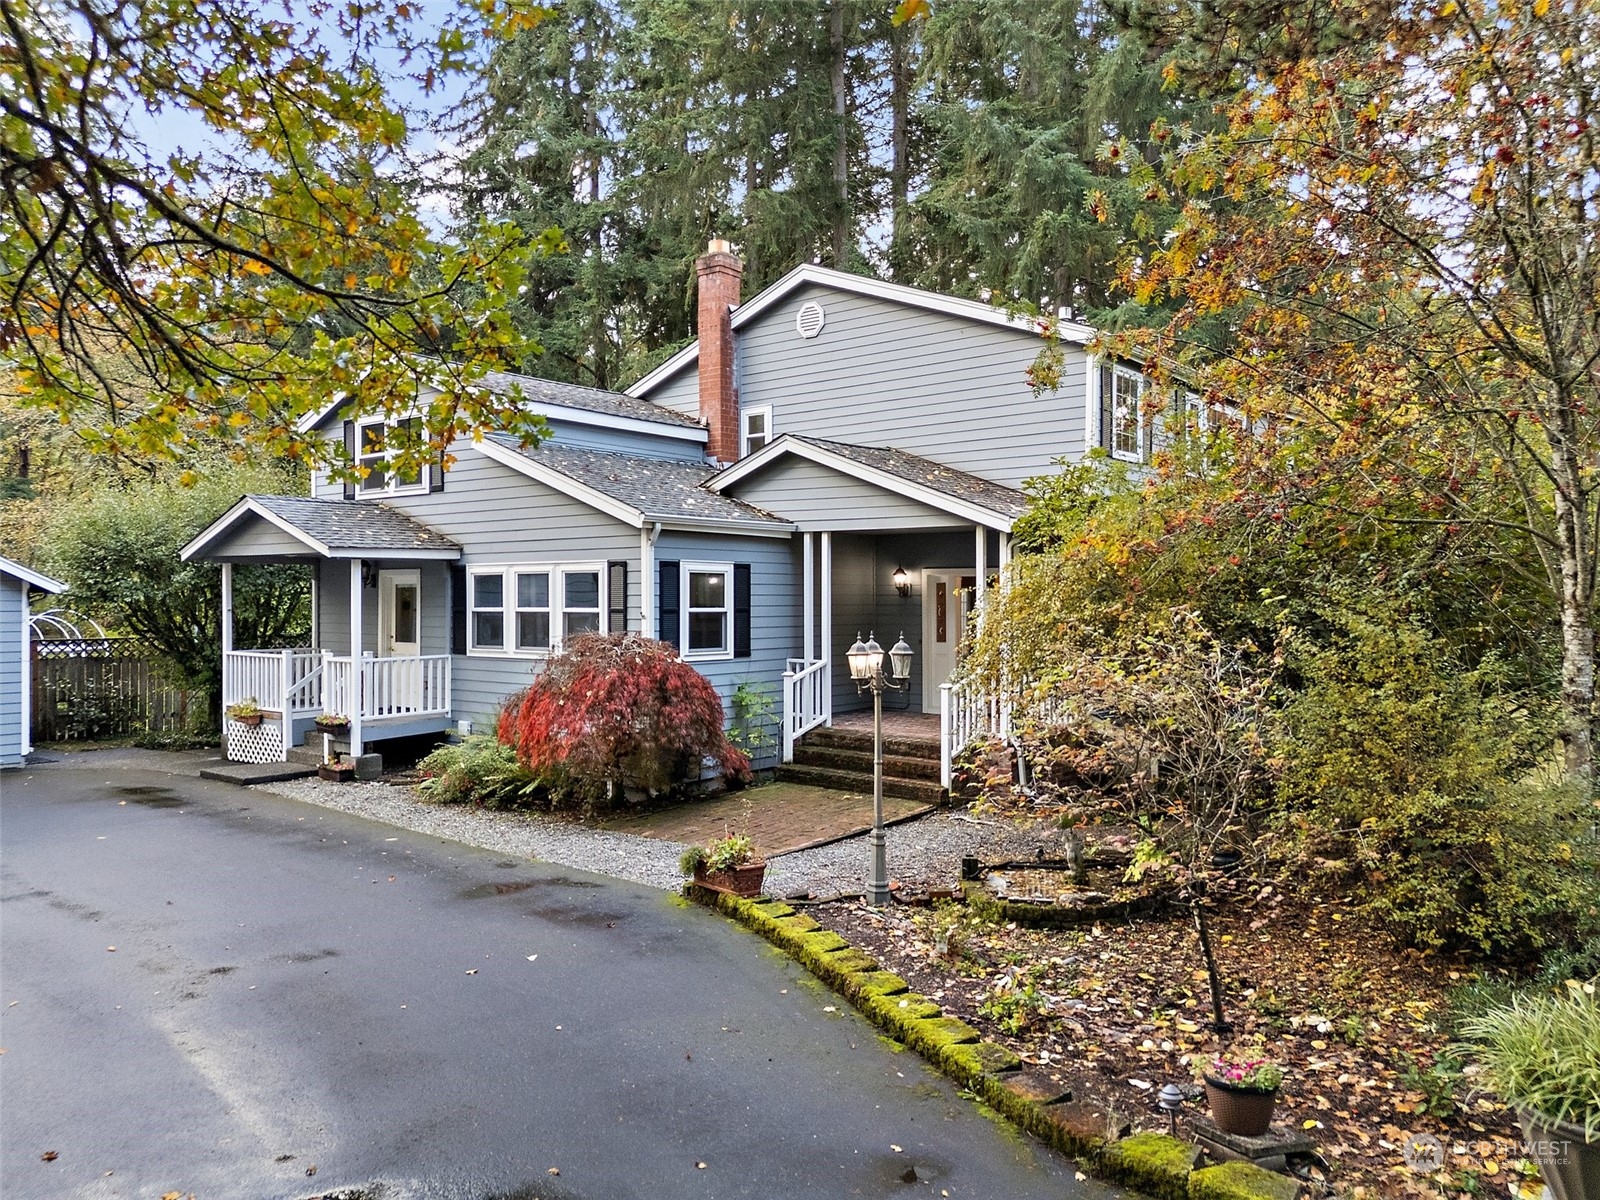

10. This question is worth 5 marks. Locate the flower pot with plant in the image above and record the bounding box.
[680,834,765,898]
[1458,983,1599,1200]
[314,714,351,735]
[225,699,264,727]
[318,756,356,782]
[1203,1046,1285,1136]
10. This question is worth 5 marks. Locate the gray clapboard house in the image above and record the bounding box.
[1,556,67,769]
[182,241,1156,784]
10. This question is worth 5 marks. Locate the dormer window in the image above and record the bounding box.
[741,406,772,457]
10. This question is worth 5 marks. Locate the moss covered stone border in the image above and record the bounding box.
[685,883,1301,1200]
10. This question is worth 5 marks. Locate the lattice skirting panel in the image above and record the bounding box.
[225,717,285,764]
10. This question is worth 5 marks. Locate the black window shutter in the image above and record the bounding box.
[450,564,467,655]
[657,560,680,648]
[1097,363,1114,451]
[343,420,357,499]
[733,563,752,659]
[428,449,445,493]
[608,561,628,633]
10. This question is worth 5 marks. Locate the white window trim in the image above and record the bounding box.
[740,405,773,459]
[357,415,430,497]
[680,560,734,662]
[1109,366,1147,463]
[466,562,609,658]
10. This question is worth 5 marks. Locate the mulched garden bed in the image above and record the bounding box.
[808,888,1536,1200]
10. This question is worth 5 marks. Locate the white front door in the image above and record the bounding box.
[920,569,974,715]
[378,570,421,657]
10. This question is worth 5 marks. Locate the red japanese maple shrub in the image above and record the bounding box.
[497,632,750,805]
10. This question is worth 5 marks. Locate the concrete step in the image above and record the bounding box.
[791,743,942,782]
[774,764,945,806]
[801,725,941,761]
[200,762,317,787]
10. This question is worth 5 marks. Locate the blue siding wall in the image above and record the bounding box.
[642,281,1091,489]
[652,530,800,771]
[0,577,25,766]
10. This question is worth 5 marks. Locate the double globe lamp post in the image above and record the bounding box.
[846,631,914,907]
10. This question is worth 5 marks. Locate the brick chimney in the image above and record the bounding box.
[696,238,743,463]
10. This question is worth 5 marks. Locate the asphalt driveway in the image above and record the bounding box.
[0,757,1118,1200]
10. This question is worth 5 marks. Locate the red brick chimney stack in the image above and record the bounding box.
[696,238,743,463]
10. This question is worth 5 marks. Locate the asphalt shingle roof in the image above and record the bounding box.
[786,436,1029,519]
[246,495,461,553]
[478,370,703,430]
[482,437,789,526]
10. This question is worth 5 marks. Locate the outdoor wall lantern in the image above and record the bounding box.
[847,631,914,906]
[892,565,911,597]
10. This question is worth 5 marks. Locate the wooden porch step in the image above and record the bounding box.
[774,764,946,806]
[791,743,942,782]
[800,725,941,761]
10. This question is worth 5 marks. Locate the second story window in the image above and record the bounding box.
[357,417,425,494]
[1111,368,1146,462]
[741,406,772,457]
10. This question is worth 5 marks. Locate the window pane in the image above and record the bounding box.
[516,611,550,650]
[745,412,765,435]
[688,612,725,651]
[473,612,504,648]
[747,434,768,452]
[688,571,724,609]
[360,466,387,491]
[564,571,599,609]
[393,584,418,644]
[516,572,550,608]
[565,611,600,637]
[360,423,385,454]
[393,418,421,484]
[473,574,503,608]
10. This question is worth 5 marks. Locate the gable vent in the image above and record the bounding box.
[795,300,826,340]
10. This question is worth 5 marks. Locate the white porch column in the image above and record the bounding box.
[999,532,1012,590]
[220,562,234,655]
[349,558,364,759]
[820,531,833,723]
[309,566,319,649]
[802,531,815,663]
[974,525,988,610]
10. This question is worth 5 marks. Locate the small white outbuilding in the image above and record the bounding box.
[0,556,67,768]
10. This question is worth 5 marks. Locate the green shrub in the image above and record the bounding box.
[1280,613,1596,959]
[418,734,544,809]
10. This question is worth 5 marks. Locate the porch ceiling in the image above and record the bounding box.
[181,495,462,563]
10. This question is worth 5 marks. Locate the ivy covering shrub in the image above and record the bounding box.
[418,734,545,809]
[498,632,750,806]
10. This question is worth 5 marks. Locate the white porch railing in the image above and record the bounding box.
[938,677,1069,789]
[780,657,829,762]
[222,648,320,716]
[321,653,451,722]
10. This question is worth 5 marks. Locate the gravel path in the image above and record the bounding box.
[253,776,1061,897]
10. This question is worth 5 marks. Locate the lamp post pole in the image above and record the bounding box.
[848,631,913,908]
[867,662,891,906]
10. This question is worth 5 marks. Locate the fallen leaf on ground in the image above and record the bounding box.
[465,969,477,975]
[41,1151,58,1162]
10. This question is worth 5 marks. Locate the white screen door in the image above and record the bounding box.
[920,570,974,714]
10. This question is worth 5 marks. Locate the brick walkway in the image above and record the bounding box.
[597,780,934,857]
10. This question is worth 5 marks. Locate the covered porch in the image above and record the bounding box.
[182,495,461,765]
[705,435,1026,790]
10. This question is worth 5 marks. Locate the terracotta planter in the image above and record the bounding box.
[318,762,356,783]
[230,713,263,727]
[1518,1110,1600,1200]
[1204,1075,1279,1136]
[693,861,767,898]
